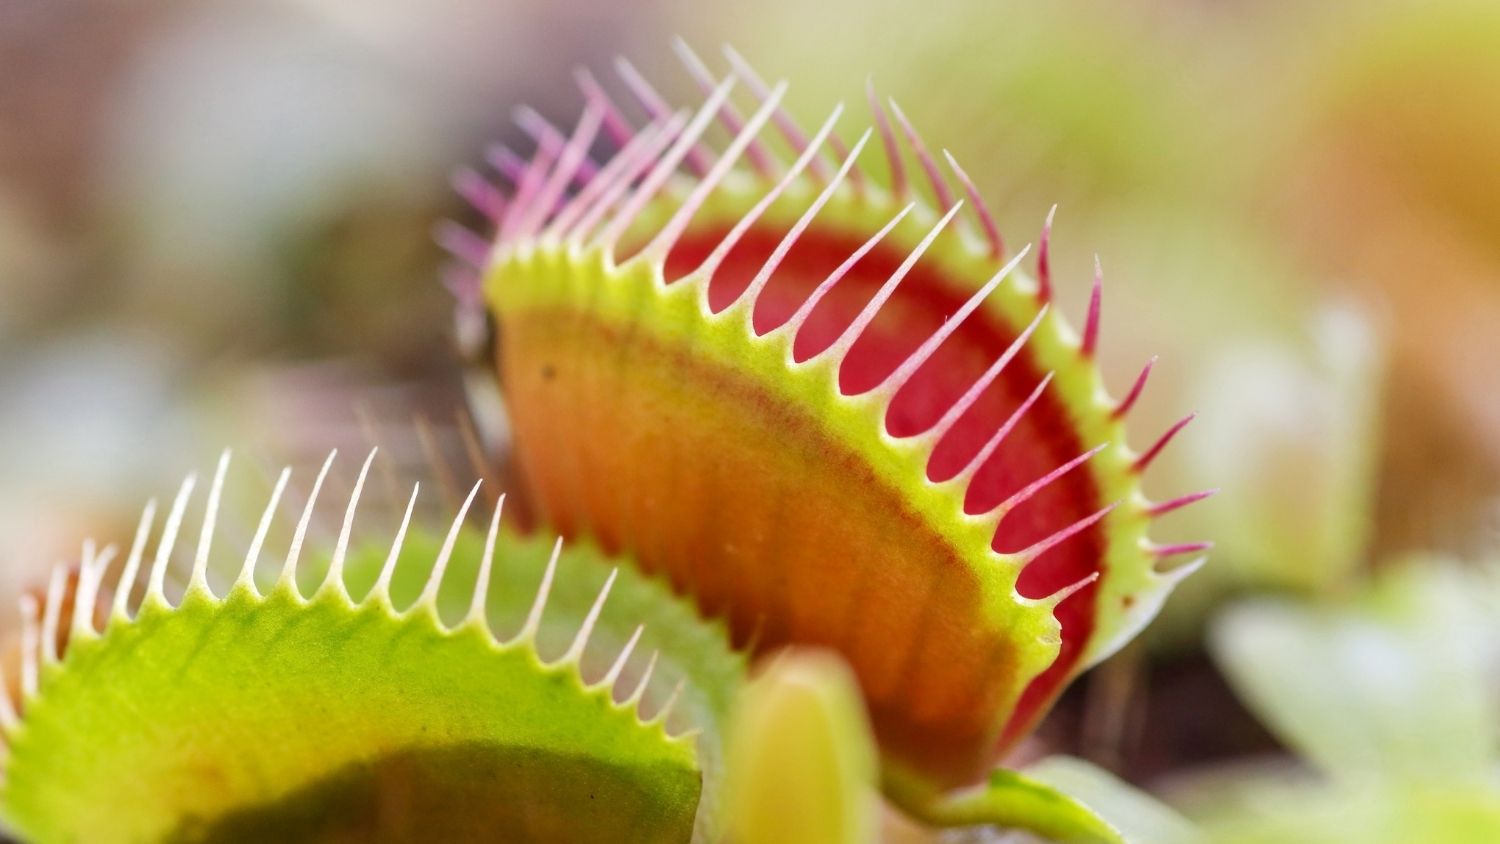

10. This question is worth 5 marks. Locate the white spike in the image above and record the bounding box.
[1042,572,1101,610]
[547,116,673,241]
[0,662,17,730]
[819,202,964,362]
[189,450,231,595]
[237,467,290,594]
[566,114,686,245]
[417,479,483,613]
[19,596,39,700]
[653,678,688,726]
[779,202,917,338]
[39,564,67,666]
[516,103,604,240]
[595,74,737,250]
[279,450,336,594]
[72,543,117,641]
[113,499,158,621]
[640,79,789,261]
[600,624,645,690]
[625,651,660,708]
[146,474,198,607]
[467,493,507,628]
[924,307,1049,445]
[561,568,618,666]
[369,483,420,605]
[322,449,377,598]
[722,45,832,181]
[707,116,864,304]
[952,373,1054,483]
[880,245,1031,396]
[518,537,564,642]
[672,38,777,179]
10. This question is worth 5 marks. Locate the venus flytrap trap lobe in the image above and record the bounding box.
[0,450,746,844]
[457,41,1208,806]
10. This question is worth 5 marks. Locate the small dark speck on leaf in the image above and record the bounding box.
[542,364,557,381]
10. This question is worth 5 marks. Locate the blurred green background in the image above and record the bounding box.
[2,0,1497,838]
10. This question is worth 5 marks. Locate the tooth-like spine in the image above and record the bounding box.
[1148,489,1217,518]
[39,564,66,666]
[672,39,775,180]
[486,145,526,184]
[640,79,790,262]
[278,451,335,596]
[867,79,908,200]
[887,98,956,211]
[1133,413,1196,473]
[370,483,420,605]
[237,467,290,595]
[434,220,491,269]
[113,499,158,622]
[574,66,636,148]
[818,201,965,363]
[779,202,917,339]
[515,103,604,241]
[451,166,505,222]
[723,118,866,310]
[921,307,1048,446]
[0,654,17,730]
[1042,572,1101,611]
[146,474,198,608]
[1152,541,1214,559]
[949,373,1054,484]
[466,493,506,629]
[515,107,601,186]
[561,115,685,245]
[615,57,711,178]
[72,541,117,641]
[652,678,687,727]
[943,149,1003,258]
[320,449,377,600]
[1037,205,1057,303]
[624,651,660,709]
[189,450,231,596]
[19,596,39,700]
[1082,257,1103,358]
[595,75,737,251]
[545,115,667,240]
[600,624,645,690]
[560,569,618,666]
[517,537,563,642]
[1018,503,1119,567]
[985,443,1110,520]
[722,46,831,183]
[417,480,484,617]
[496,129,561,246]
[1113,356,1156,419]
[878,245,1031,396]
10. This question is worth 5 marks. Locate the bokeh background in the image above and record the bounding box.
[3,0,1497,837]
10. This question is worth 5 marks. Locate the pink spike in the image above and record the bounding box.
[615,56,712,178]
[441,266,481,309]
[698,110,858,290]
[596,76,737,249]
[867,79,907,200]
[548,115,677,241]
[486,145,526,184]
[1134,412,1196,473]
[888,98,956,210]
[954,373,1053,482]
[780,202,915,339]
[673,39,775,180]
[880,244,1031,396]
[433,221,489,269]
[823,202,964,362]
[516,102,604,240]
[567,115,686,244]
[1018,502,1118,566]
[1037,204,1056,303]
[925,307,1048,444]
[1082,256,1103,358]
[574,66,635,147]
[1148,489,1218,518]
[1045,571,1101,609]
[723,46,831,183]
[641,80,789,261]
[943,150,1002,258]
[987,443,1108,518]
[1113,356,1157,420]
[496,133,562,245]
[1153,541,1214,559]
[451,167,505,222]
[515,107,600,185]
